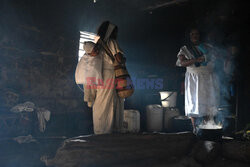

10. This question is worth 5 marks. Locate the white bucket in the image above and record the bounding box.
[146,104,163,132]
[159,91,177,107]
[123,110,140,133]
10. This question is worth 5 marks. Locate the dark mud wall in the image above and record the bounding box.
[0,0,92,136]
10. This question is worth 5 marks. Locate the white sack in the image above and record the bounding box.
[75,42,103,85]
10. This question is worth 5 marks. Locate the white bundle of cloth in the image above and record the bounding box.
[36,107,51,132]
[10,101,35,113]
[75,42,103,85]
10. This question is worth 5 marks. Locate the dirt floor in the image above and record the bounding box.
[0,137,63,167]
[0,132,250,167]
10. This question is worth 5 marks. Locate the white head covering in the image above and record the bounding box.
[83,41,95,54]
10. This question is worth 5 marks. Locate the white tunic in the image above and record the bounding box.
[176,45,220,117]
[92,39,124,134]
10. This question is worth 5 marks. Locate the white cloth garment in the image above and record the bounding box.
[92,38,124,134]
[13,135,37,144]
[36,108,51,132]
[75,42,103,85]
[176,44,220,117]
[10,101,35,113]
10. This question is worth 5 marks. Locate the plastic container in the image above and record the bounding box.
[159,91,177,107]
[146,105,163,132]
[123,110,140,133]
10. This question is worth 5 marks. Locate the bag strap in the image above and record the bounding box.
[113,40,118,54]
[113,40,126,65]
[97,39,115,63]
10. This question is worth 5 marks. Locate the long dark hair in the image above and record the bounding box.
[97,21,118,41]
[185,27,203,45]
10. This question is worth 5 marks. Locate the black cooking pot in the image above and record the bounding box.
[197,127,223,141]
[173,116,192,132]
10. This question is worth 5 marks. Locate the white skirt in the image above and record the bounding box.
[185,66,220,117]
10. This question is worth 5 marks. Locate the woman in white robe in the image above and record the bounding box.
[176,28,220,132]
[91,21,124,134]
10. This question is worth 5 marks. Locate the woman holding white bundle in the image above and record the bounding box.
[83,21,124,134]
[176,28,220,133]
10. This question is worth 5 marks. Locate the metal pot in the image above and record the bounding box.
[197,127,223,141]
[173,116,192,132]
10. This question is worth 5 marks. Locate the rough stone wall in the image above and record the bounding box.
[0,19,86,114]
[1,26,84,111]
[0,1,92,136]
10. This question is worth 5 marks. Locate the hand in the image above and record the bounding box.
[90,51,98,57]
[94,35,100,43]
[196,56,205,63]
[87,102,93,108]
[89,47,99,57]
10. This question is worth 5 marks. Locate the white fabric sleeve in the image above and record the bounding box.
[176,47,186,67]
[176,46,196,67]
